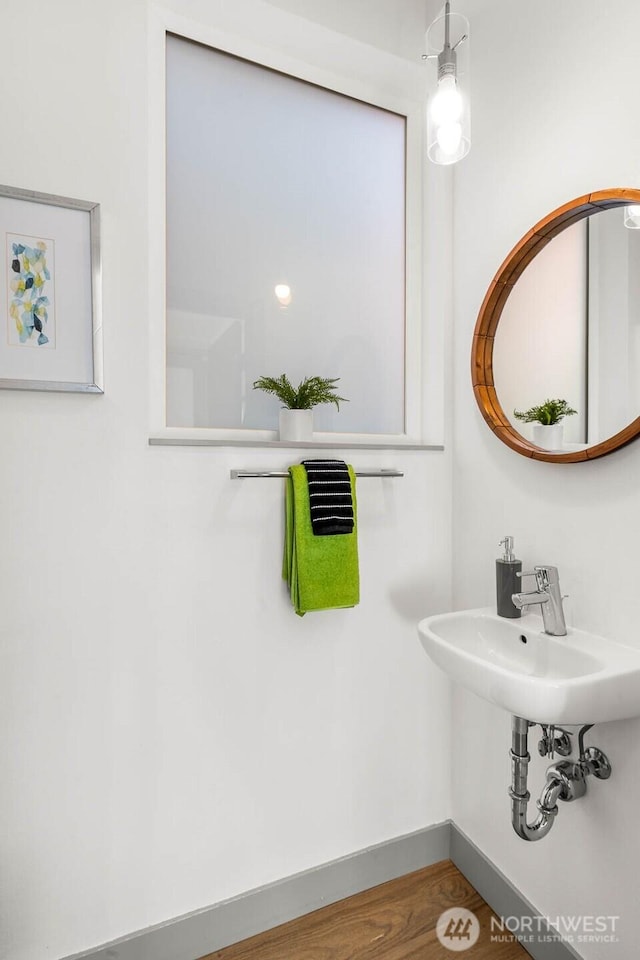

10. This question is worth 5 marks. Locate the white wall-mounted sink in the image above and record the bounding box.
[417,608,640,724]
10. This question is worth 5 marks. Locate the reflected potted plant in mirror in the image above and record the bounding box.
[253,374,348,442]
[513,398,577,451]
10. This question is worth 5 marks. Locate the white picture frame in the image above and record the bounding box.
[0,184,102,393]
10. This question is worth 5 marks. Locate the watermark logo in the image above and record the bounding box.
[490,914,620,945]
[436,907,480,952]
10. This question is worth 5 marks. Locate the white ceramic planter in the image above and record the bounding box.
[279,408,314,442]
[532,423,563,450]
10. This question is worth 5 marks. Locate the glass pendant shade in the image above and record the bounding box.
[624,205,640,229]
[426,8,470,165]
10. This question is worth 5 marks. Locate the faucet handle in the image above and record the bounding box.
[517,566,559,591]
[518,566,559,577]
[534,565,559,586]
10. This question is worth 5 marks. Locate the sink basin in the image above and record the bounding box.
[417,607,640,724]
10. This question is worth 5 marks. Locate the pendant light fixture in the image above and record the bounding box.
[624,206,640,229]
[424,2,470,165]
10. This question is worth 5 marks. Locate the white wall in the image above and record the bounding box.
[452,2,640,958]
[265,0,443,61]
[0,2,452,959]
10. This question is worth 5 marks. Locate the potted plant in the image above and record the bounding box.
[253,374,348,441]
[513,398,577,450]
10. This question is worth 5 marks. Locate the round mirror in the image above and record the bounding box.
[472,188,640,462]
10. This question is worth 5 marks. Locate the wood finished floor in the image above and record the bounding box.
[201,859,528,960]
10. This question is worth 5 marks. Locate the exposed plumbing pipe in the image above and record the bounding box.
[510,716,564,841]
[509,715,612,842]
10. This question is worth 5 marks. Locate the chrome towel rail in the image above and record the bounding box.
[230,468,404,479]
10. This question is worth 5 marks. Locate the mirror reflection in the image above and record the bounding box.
[493,207,640,451]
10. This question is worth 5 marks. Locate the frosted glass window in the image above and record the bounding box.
[165,34,406,435]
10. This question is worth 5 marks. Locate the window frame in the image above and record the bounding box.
[149,10,428,448]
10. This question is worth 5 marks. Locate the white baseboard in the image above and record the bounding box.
[62,821,582,960]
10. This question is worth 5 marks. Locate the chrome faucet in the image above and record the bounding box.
[511,565,567,636]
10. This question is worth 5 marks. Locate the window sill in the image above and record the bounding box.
[148,436,443,451]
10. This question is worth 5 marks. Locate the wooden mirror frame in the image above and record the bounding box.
[472,188,640,462]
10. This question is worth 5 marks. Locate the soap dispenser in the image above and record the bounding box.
[496,536,522,619]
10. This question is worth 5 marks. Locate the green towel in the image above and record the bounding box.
[283,464,359,616]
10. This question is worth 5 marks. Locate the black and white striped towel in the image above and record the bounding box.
[301,459,354,537]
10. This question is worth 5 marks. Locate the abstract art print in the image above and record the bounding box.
[0,185,102,392]
[7,233,55,348]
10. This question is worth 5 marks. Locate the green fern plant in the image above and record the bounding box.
[253,374,347,410]
[513,398,577,426]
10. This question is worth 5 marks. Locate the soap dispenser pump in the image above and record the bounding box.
[496,536,522,619]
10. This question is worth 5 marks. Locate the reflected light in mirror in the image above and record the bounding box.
[624,205,640,229]
[274,283,292,306]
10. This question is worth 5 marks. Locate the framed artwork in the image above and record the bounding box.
[0,184,102,393]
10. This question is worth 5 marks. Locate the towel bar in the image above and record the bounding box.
[230,468,403,479]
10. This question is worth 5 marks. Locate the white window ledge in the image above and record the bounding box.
[148,435,443,451]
